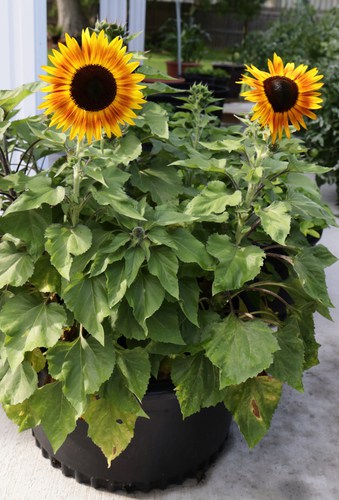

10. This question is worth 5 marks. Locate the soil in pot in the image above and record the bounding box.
[33,380,232,493]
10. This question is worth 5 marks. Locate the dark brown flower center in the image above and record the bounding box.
[263,76,298,112]
[71,64,117,111]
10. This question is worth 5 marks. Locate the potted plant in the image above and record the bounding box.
[0,27,336,493]
[160,18,211,77]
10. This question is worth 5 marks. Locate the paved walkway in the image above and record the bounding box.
[0,184,338,500]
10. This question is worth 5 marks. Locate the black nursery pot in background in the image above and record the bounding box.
[212,62,245,99]
[33,381,232,493]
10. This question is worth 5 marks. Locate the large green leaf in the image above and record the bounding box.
[256,201,291,245]
[171,353,225,417]
[269,320,304,391]
[205,315,280,388]
[105,260,128,308]
[29,381,78,452]
[2,398,40,431]
[293,248,333,307]
[0,292,66,369]
[185,181,242,216]
[138,101,169,138]
[124,247,146,286]
[146,303,185,344]
[116,348,150,401]
[0,240,34,288]
[4,175,65,215]
[178,277,200,326]
[30,253,61,293]
[148,247,179,298]
[116,300,146,340]
[130,163,182,204]
[45,224,92,280]
[0,360,37,405]
[0,81,44,112]
[91,169,144,220]
[111,132,142,165]
[223,376,283,447]
[287,190,335,225]
[207,234,265,293]
[62,274,111,344]
[0,208,51,259]
[84,370,147,464]
[89,232,130,277]
[170,228,212,270]
[46,335,116,414]
[125,273,165,330]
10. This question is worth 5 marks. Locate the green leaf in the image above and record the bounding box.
[186,181,242,216]
[45,224,92,280]
[4,175,65,215]
[287,190,335,225]
[26,348,46,373]
[30,381,77,452]
[116,347,151,401]
[205,315,280,388]
[170,228,212,270]
[89,232,130,277]
[152,208,197,226]
[46,335,116,414]
[0,293,66,369]
[296,306,319,370]
[207,234,265,292]
[105,261,128,308]
[0,360,37,405]
[125,273,165,330]
[62,274,111,344]
[178,277,200,326]
[200,138,243,153]
[112,132,142,165]
[0,81,44,112]
[172,353,225,417]
[2,398,40,431]
[148,247,179,298]
[256,201,291,245]
[116,300,146,340]
[0,241,34,287]
[130,163,182,204]
[269,320,304,391]
[310,245,338,269]
[91,169,144,220]
[83,370,147,464]
[146,303,185,344]
[30,253,61,293]
[124,247,146,286]
[223,376,283,447]
[171,156,227,173]
[293,248,333,307]
[0,208,51,259]
[139,102,169,138]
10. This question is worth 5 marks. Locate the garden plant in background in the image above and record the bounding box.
[0,25,337,492]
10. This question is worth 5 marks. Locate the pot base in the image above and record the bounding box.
[32,386,232,493]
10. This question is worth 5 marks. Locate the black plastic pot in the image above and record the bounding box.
[33,381,232,493]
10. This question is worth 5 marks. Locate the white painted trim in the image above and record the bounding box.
[0,0,47,117]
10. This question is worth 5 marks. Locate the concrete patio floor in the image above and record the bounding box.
[0,183,338,500]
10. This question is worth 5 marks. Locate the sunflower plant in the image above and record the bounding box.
[0,30,336,465]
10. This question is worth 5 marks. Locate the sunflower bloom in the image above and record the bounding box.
[39,29,146,143]
[239,53,323,143]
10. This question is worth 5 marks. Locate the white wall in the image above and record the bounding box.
[0,0,47,117]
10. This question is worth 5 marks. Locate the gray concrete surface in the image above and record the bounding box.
[0,183,338,500]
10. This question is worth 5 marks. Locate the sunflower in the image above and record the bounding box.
[239,53,323,143]
[39,29,146,143]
